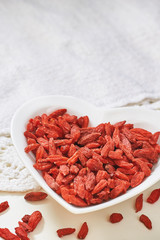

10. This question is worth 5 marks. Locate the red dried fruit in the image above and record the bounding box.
[24,131,37,140]
[114,120,126,128]
[85,172,96,191]
[78,133,100,146]
[27,138,36,145]
[135,194,143,212]
[139,214,152,229]
[74,176,86,199]
[70,165,79,174]
[77,222,88,239]
[58,116,71,134]
[0,228,20,240]
[92,179,108,195]
[48,138,56,155]
[68,144,77,157]
[43,172,59,191]
[0,201,9,213]
[105,122,114,136]
[101,136,114,157]
[67,151,79,165]
[15,227,30,240]
[112,127,120,148]
[147,188,160,204]
[49,108,67,118]
[36,145,45,161]
[109,213,123,223]
[69,195,87,207]
[115,170,129,181]
[131,172,144,188]
[86,158,103,172]
[133,158,151,177]
[22,215,30,224]
[24,143,39,153]
[18,222,32,233]
[59,165,70,176]
[56,228,75,238]
[108,149,123,159]
[96,170,109,183]
[110,183,124,199]
[24,192,48,201]
[37,137,49,149]
[33,162,52,171]
[28,211,42,231]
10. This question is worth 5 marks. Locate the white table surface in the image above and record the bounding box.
[0,181,160,240]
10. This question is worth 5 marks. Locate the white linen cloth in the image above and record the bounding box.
[0,0,160,191]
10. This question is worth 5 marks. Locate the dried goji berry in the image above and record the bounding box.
[67,151,79,165]
[110,184,124,199]
[0,228,20,240]
[108,149,123,159]
[78,133,101,146]
[0,201,9,213]
[22,214,30,224]
[135,194,143,212]
[24,192,48,201]
[24,143,39,153]
[85,172,96,191]
[92,179,108,195]
[147,188,160,204]
[95,170,109,183]
[101,136,114,157]
[15,227,30,240]
[86,158,103,172]
[18,222,32,233]
[56,228,75,238]
[49,108,67,118]
[43,172,59,191]
[59,165,70,176]
[28,211,42,231]
[131,172,145,188]
[139,214,152,229]
[77,222,88,239]
[109,213,123,223]
[74,176,86,199]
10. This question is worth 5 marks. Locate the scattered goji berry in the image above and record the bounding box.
[135,194,143,212]
[0,228,20,240]
[24,192,48,201]
[0,201,9,213]
[56,228,75,238]
[147,188,160,204]
[15,227,30,240]
[109,213,123,223]
[22,215,30,223]
[27,211,42,231]
[139,214,152,229]
[77,222,88,239]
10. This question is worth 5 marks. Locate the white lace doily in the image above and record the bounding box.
[0,129,40,192]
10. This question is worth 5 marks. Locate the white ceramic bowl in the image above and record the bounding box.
[11,95,160,214]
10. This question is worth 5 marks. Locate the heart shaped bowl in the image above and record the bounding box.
[11,95,160,214]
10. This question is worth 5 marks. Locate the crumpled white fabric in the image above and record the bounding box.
[1,0,160,191]
[1,0,160,130]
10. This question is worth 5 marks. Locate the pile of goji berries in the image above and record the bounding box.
[24,108,160,207]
